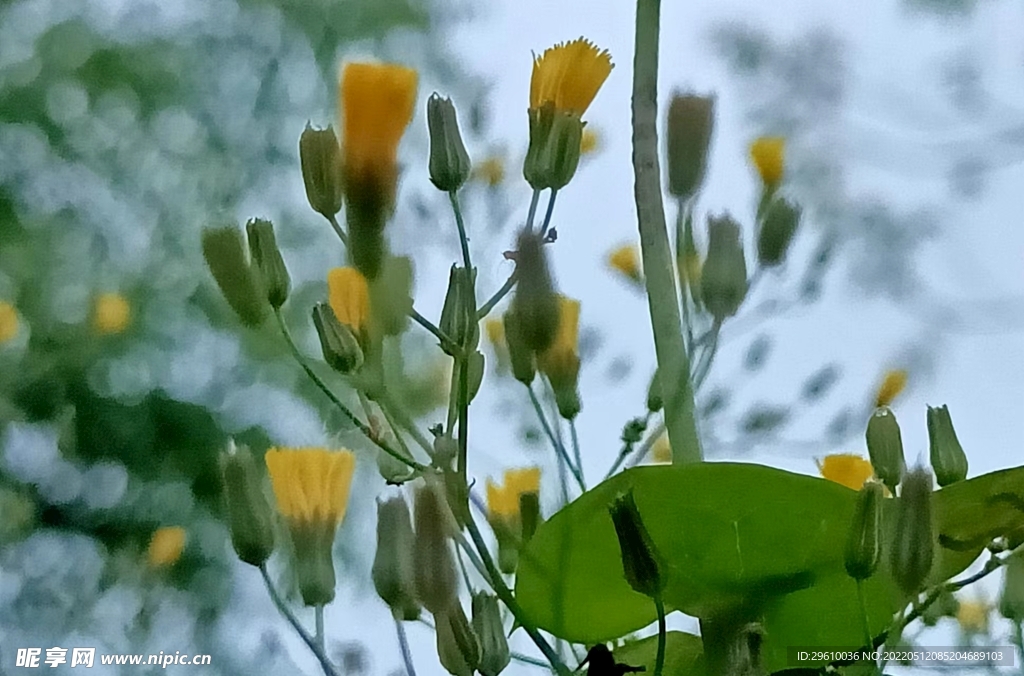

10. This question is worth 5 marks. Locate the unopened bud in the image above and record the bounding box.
[201,226,267,327]
[220,441,275,567]
[472,593,511,676]
[465,351,485,403]
[502,311,536,385]
[890,468,935,596]
[999,550,1024,620]
[436,603,480,676]
[666,93,715,200]
[700,214,748,322]
[439,266,479,355]
[608,489,664,598]
[757,198,801,267]
[428,94,472,192]
[413,481,459,614]
[312,303,363,374]
[510,230,560,353]
[524,104,583,190]
[844,481,883,580]
[927,404,968,487]
[866,407,905,495]
[299,124,343,218]
[372,496,421,620]
[246,218,291,309]
[519,491,542,545]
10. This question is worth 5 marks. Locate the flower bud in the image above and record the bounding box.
[439,266,479,355]
[413,481,459,614]
[502,310,536,385]
[524,104,584,190]
[369,256,414,337]
[844,481,883,580]
[999,550,1024,620]
[201,226,267,327]
[927,404,968,487]
[292,521,338,606]
[865,407,905,495]
[608,489,664,598]
[510,230,560,353]
[246,218,291,309]
[890,468,935,596]
[465,351,485,403]
[428,94,472,192]
[757,198,801,267]
[299,124,343,218]
[372,496,421,620]
[435,603,480,676]
[220,441,275,567]
[312,302,364,374]
[519,490,542,545]
[700,214,748,322]
[666,93,715,200]
[646,368,663,413]
[472,593,510,676]
[377,445,417,485]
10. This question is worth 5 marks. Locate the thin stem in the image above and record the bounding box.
[526,189,541,232]
[606,418,664,479]
[538,189,559,238]
[569,419,586,490]
[477,272,517,320]
[394,614,417,676]
[260,564,340,676]
[455,541,476,591]
[380,393,435,458]
[454,532,493,585]
[691,320,721,391]
[315,605,325,654]
[654,595,667,676]
[512,652,553,669]
[631,0,702,465]
[449,190,473,273]
[457,354,470,502]
[527,385,585,493]
[410,308,457,353]
[327,214,349,247]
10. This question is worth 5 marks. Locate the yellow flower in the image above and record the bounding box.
[874,369,908,408]
[956,599,988,633]
[537,296,580,382]
[472,155,506,187]
[651,434,671,464]
[339,62,418,201]
[486,467,541,520]
[816,453,875,490]
[530,38,613,116]
[148,526,186,567]
[580,127,601,155]
[265,448,356,526]
[608,244,642,284]
[749,136,785,186]
[92,293,131,335]
[0,301,19,344]
[327,267,370,336]
[484,317,505,348]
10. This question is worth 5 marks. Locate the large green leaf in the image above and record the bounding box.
[614,632,707,676]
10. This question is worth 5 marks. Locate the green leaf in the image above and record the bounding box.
[614,631,706,676]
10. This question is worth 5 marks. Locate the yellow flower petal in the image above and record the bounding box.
[816,453,875,490]
[93,293,131,335]
[265,448,356,525]
[537,296,581,382]
[0,301,19,344]
[327,267,370,335]
[956,599,988,633]
[874,369,908,408]
[148,526,186,567]
[580,127,600,155]
[487,467,541,519]
[608,244,642,284]
[749,136,785,186]
[472,155,506,187]
[530,38,613,116]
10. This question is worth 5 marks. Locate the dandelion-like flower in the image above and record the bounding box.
[327,267,370,338]
[874,369,908,408]
[530,38,613,116]
[0,301,18,344]
[608,244,642,284]
[486,467,541,520]
[93,293,131,335]
[816,453,875,490]
[749,136,785,186]
[148,526,186,567]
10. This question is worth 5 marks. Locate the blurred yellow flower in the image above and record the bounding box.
[530,38,613,116]
[472,155,506,187]
[93,293,131,335]
[537,296,581,385]
[956,599,988,633]
[148,526,186,567]
[580,127,601,155]
[874,369,908,408]
[816,453,875,490]
[484,317,505,348]
[327,267,370,336]
[608,244,642,284]
[265,448,356,526]
[651,434,671,464]
[487,467,541,519]
[0,301,18,344]
[749,136,785,186]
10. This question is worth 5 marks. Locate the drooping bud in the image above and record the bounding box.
[413,481,459,614]
[927,404,968,487]
[757,197,801,267]
[369,256,414,337]
[646,368,663,413]
[510,229,560,353]
[608,489,664,598]
[220,441,275,567]
[201,226,267,327]
[524,104,584,190]
[428,94,472,192]
[865,407,905,495]
[246,218,291,309]
[700,214,748,322]
[312,303,364,374]
[844,481,883,581]
[502,310,536,385]
[439,266,479,355]
[666,93,716,200]
[435,603,480,676]
[372,496,421,620]
[299,124,343,219]
[999,550,1024,620]
[472,593,511,676]
[890,468,935,596]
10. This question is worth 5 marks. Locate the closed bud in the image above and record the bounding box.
[312,303,364,374]
[369,256,414,337]
[436,603,480,676]
[246,218,291,309]
[608,489,664,598]
[757,198,801,267]
[291,522,338,606]
[428,94,472,192]
[201,226,267,327]
[299,124,343,218]
[519,491,542,545]
[502,310,536,385]
[413,481,459,614]
[666,93,716,199]
[999,551,1024,620]
[465,351,485,403]
[472,593,511,676]
[890,468,935,596]
[220,441,275,567]
[553,386,582,421]
[865,407,905,495]
[439,266,479,355]
[700,214,748,322]
[646,368,663,413]
[844,481,883,580]
[927,405,968,487]
[372,496,421,620]
[524,104,584,190]
[510,230,560,353]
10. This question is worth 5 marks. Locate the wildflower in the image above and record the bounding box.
[608,244,642,285]
[890,468,935,596]
[220,441,275,567]
[92,293,131,335]
[866,407,905,495]
[700,214,747,321]
[327,267,371,340]
[580,127,601,155]
[312,302,364,374]
[651,434,671,464]
[609,490,664,597]
[749,136,785,187]
[0,301,19,344]
[509,229,559,353]
[844,481,883,581]
[472,155,506,187]
[486,468,541,520]
[927,404,968,487]
[484,317,505,352]
[757,197,801,267]
[435,602,481,676]
[201,226,266,327]
[413,480,460,614]
[265,448,356,606]
[439,265,478,355]
[298,124,343,219]
[487,468,541,574]
[817,453,875,490]
[246,218,290,309]
[372,496,420,620]
[427,94,472,192]
[148,526,186,567]
[502,310,536,386]
[537,296,582,419]
[874,369,908,408]
[472,592,511,676]
[666,93,716,199]
[956,599,988,634]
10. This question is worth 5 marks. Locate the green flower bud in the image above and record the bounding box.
[844,481,883,580]
[510,230,560,353]
[519,491,542,545]
[291,520,337,606]
[865,406,905,495]
[757,197,801,267]
[372,496,421,620]
[436,603,480,676]
[890,468,935,596]
[927,404,968,487]
[465,351,485,403]
[502,310,536,385]
[646,368,663,413]
[311,302,364,374]
[608,489,664,598]
[524,104,584,190]
[666,93,715,200]
[553,385,582,422]
[299,124,343,219]
[369,256,414,337]
[220,441,275,567]
[413,481,459,614]
[428,94,472,192]
[201,226,267,327]
[999,550,1024,620]
[439,265,479,355]
[700,214,748,322]
[494,521,519,575]
[246,218,291,309]
[472,593,511,676]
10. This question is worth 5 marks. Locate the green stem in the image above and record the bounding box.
[260,564,340,676]
[526,189,541,232]
[393,613,417,676]
[857,579,873,649]
[315,605,325,654]
[606,418,664,479]
[527,385,585,493]
[538,189,559,238]
[476,272,517,320]
[691,320,721,391]
[449,190,473,273]
[327,214,349,247]
[569,419,586,490]
[409,308,458,353]
[511,652,552,669]
[654,595,667,676]
[380,393,435,458]
[631,0,702,465]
